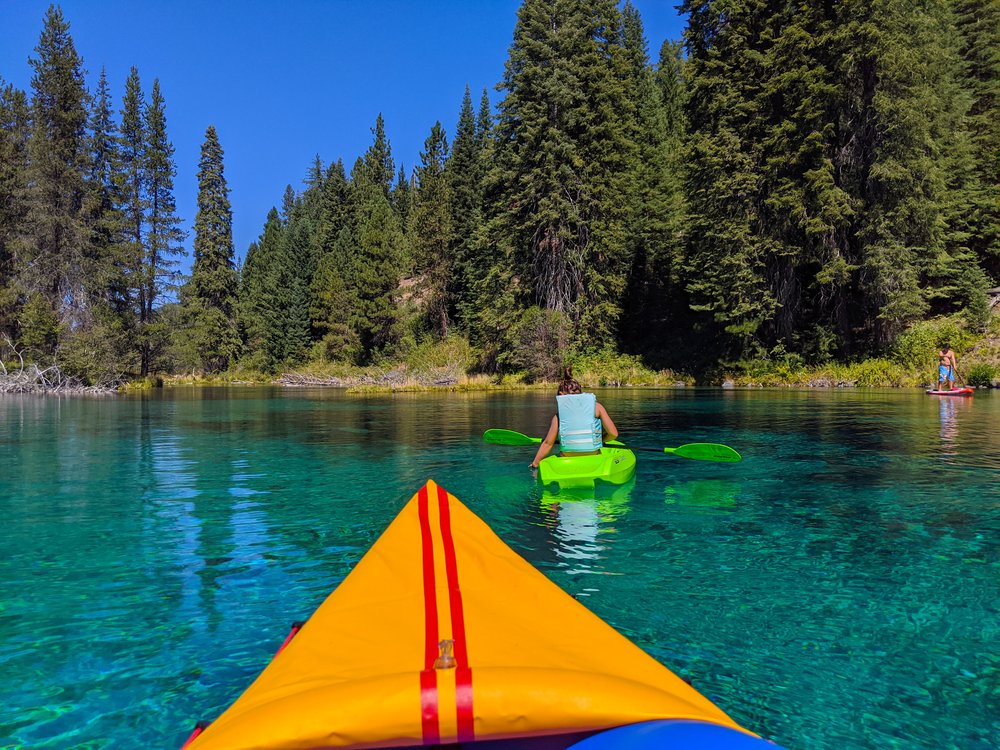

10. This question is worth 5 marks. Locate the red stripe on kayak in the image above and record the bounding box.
[419,670,440,746]
[417,485,440,744]
[436,484,475,742]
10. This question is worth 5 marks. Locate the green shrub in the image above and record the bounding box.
[123,376,163,390]
[18,294,61,358]
[728,349,809,386]
[893,318,976,367]
[404,335,474,373]
[573,351,681,386]
[851,358,906,387]
[965,363,997,388]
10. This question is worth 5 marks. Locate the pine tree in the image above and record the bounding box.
[834,0,963,347]
[118,65,145,345]
[412,121,454,337]
[0,80,29,340]
[310,226,359,361]
[309,160,359,360]
[350,142,404,361]
[680,0,778,356]
[362,114,394,199]
[237,239,262,356]
[954,0,1000,280]
[187,125,239,371]
[392,164,412,234]
[476,87,492,152]
[279,189,317,361]
[655,40,686,143]
[460,87,496,343]
[21,5,91,346]
[447,86,483,327]
[240,208,284,367]
[141,79,186,374]
[492,0,635,350]
[618,4,684,353]
[317,159,350,256]
[72,66,134,379]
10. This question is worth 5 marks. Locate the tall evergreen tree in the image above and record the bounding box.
[679,0,986,359]
[84,68,129,313]
[392,164,412,234]
[187,125,239,371]
[412,122,454,337]
[310,224,359,361]
[492,0,635,349]
[448,86,484,327]
[280,189,318,360]
[117,65,147,366]
[350,141,404,361]
[0,80,30,340]
[954,0,1000,280]
[240,208,284,366]
[68,66,135,380]
[362,113,395,199]
[618,4,685,353]
[680,0,778,356]
[21,5,91,344]
[317,159,350,256]
[836,0,969,346]
[476,87,492,151]
[141,79,186,374]
[239,194,312,369]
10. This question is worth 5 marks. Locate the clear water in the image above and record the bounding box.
[1,388,997,750]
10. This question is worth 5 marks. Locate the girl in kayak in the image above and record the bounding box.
[529,367,619,469]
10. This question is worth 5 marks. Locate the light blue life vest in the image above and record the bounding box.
[557,393,602,453]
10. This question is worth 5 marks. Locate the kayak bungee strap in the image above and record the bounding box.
[418,482,475,745]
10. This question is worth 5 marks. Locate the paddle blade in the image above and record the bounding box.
[665,443,742,462]
[483,429,541,446]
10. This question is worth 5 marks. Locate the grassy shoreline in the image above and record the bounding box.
[150,314,1000,393]
[156,360,998,392]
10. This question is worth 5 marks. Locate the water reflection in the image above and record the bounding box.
[664,479,742,511]
[537,480,634,577]
[936,395,972,462]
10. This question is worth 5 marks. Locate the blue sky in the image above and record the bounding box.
[2,1,686,271]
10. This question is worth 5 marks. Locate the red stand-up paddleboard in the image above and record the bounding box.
[926,387,974,396]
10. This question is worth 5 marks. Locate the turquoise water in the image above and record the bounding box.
[0,388,997,749]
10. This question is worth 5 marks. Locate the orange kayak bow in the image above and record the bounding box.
[180,480,777,749]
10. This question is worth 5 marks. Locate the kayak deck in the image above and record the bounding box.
[180,479,768,750]
[538,446,637,489]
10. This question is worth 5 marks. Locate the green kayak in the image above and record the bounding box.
[538,445,637,489]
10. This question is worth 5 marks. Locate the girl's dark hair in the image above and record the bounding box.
[558,366,582,395]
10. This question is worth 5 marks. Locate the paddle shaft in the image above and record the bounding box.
[484,430,741,462]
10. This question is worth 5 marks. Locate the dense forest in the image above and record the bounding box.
[1,1,998,387]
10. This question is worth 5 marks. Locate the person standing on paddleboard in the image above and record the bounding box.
[529,367,620,469]
[937,343,958,391]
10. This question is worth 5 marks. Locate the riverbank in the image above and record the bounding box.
[156,314,1000,392]
[158,357,999,393]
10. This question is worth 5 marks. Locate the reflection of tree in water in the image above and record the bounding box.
[663,479,741,510]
